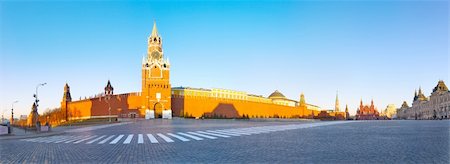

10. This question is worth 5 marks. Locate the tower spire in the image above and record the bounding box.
[147,21,162,55]
[335,91,340,112]
[151,21,159,37]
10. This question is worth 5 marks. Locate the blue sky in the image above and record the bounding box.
[0,0,448,117]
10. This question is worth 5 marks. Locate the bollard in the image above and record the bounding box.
[6,122,11,134]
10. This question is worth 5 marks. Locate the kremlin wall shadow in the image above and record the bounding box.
[204,103,240,119]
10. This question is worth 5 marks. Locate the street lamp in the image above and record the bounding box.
[11,100,18,124]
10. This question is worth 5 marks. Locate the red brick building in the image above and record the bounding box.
[356,100,381,120]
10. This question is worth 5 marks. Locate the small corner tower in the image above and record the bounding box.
[299,92,306,108]
[61,83,72,121]
[105,80,114,95]
[62,83,72,102]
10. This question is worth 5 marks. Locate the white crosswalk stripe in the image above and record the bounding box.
[98,135,115,144]
[74,135,98,144]
[86,135,107,144]
[55,136,78,143]
[109,135,125,144]
[147,134,158,143]
[206,130,241,136]
[216,129,250,135]
[177,132,203,140]
[52,136,70,143]
[35,136,57,143]
[51,136,74,143]
[65,136,89,143]
[138,134,144,144]
[220,129,253,135]
[157,133,174,143]
[187,132,217,139]
[39,136,61,143]
[167,133,190,142]
[196,131,230,138]
[123,134,134,144]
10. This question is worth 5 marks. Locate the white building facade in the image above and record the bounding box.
[397,80,450,120]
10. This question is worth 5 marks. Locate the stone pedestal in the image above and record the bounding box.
[27,111,39,127]
[27,103,39,127]
[145,109,155,119]
[162,109,172,119]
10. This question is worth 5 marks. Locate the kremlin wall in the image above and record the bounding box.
[27,22,347,126]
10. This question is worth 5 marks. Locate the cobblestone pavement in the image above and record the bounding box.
[0,119,448,163]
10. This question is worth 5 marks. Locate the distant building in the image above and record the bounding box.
[313,93,347,120]
[356,99,381,120]
[20,115,27,120]
[397,80,450,120]
[383,104,396,119]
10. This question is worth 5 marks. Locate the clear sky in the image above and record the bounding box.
[0,0,448,118]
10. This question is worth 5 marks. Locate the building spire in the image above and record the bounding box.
[335,91,340,112]
[151,21,159,37]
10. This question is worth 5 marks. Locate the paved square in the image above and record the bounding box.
[1,120,448,163]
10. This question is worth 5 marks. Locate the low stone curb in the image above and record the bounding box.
[0,131,66,140]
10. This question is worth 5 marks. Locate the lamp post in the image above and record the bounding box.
[11,100,18,124]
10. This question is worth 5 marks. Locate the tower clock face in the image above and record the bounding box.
[151,51,160,59]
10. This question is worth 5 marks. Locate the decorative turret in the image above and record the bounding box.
[431,80,449,95]
[417,87,428,101]
[401,101,409,108]
[105,80,114,95]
